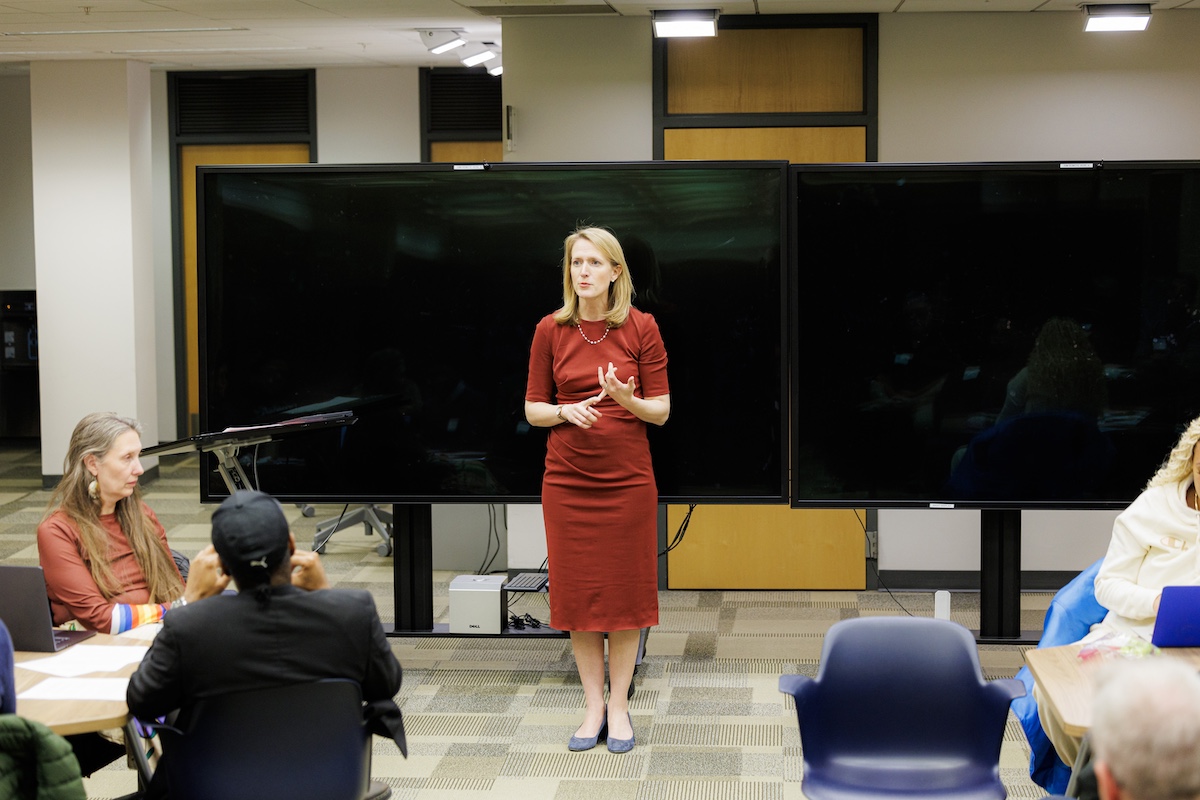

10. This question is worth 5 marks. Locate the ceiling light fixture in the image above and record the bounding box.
[460,45,497,67]
[1082,3,1152,31]
[487,57,503,77]
[651,9,719,38]
[419,29,466,54]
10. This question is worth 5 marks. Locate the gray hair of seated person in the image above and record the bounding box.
[1090,658,1200,800]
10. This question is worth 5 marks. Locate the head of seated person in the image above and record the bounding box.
[1090,658,1200,800]
[209,490,328,597]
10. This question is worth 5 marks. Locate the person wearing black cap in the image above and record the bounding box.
[126,490,404,800]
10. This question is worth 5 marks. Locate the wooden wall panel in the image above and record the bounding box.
[663,126,866,163]
[667,506,866,589]
[667,28,864,115]
[181,143,310,432]
[430,141,504,163]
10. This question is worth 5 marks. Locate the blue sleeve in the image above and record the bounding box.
[0,619,15,714]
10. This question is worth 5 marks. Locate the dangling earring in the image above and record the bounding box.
[87,479,99,501]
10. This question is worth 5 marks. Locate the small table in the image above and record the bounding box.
[14,633,147,735]
[1024,642,1200,793]
[1025,643,1200,736]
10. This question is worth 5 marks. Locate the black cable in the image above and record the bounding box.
[317,504,351,552]
[477,504,500,575]
[487,504,502,574]
[854,509,914,617]
[251,443,261,489]
[659,503,696,557]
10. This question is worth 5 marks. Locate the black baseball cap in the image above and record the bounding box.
[211,490,290,577]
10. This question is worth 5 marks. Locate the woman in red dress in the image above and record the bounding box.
[525,226,670,754]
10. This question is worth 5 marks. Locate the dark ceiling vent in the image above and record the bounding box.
[428,70,502,133]
[174,72,312,137]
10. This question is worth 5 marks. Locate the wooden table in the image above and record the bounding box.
[14,633,148,736]
[1025,642,1200,737]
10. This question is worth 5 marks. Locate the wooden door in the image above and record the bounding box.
[180,143,310,434]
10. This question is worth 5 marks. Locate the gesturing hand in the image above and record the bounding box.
[562,385,606,429]
[598,362,636,406]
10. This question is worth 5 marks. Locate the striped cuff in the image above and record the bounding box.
[110,603,168,634]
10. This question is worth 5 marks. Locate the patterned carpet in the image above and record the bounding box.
[0,444,1053,799]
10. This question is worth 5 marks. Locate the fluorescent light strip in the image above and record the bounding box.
[653,19,717,37]
[4,27,243,36]
[110,47,309,54]
[461,48,496,66]
[0,50,91,56]
[1082,3,1151,31]
[1085,15,1150,30]
[651,9,718,38]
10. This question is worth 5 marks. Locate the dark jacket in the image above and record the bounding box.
[127,584,405,753]
[0,715,87,800]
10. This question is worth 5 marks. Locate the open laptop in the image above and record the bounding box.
[0,564,96,652]
[1151,585,1200,648]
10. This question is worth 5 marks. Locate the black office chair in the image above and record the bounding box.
[313,503,393,556]
[779,616,1025,800]
[141,679,370,800]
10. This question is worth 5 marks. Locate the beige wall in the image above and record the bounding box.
[878,10,1200,162]
[316,67,422,164]
[501,16,653,162]
[31,61,158,475]
[151,71,175,442]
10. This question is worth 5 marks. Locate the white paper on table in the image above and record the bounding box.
[19,677,129,701]
[18,645,149,677]
[117,622,162,642]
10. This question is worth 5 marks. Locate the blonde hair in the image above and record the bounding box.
[44,412,183,602]
[1145,414,1200,490]
[551,226,634,328]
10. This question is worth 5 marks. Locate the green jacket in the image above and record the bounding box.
[0,714,86,800]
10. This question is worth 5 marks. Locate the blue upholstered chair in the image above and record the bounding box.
[1012,557,1108,794]
[142,679,370,800]
[779,616,1025,800]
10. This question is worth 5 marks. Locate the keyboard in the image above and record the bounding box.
[504,572,548,592]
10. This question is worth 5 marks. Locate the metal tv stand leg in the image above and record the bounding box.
[312,504,393,556]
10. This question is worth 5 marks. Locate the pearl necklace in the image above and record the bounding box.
[577,321,610,345]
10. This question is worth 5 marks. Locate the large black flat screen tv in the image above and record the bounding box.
[199,161,787,504]
[792,161,1200,509]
